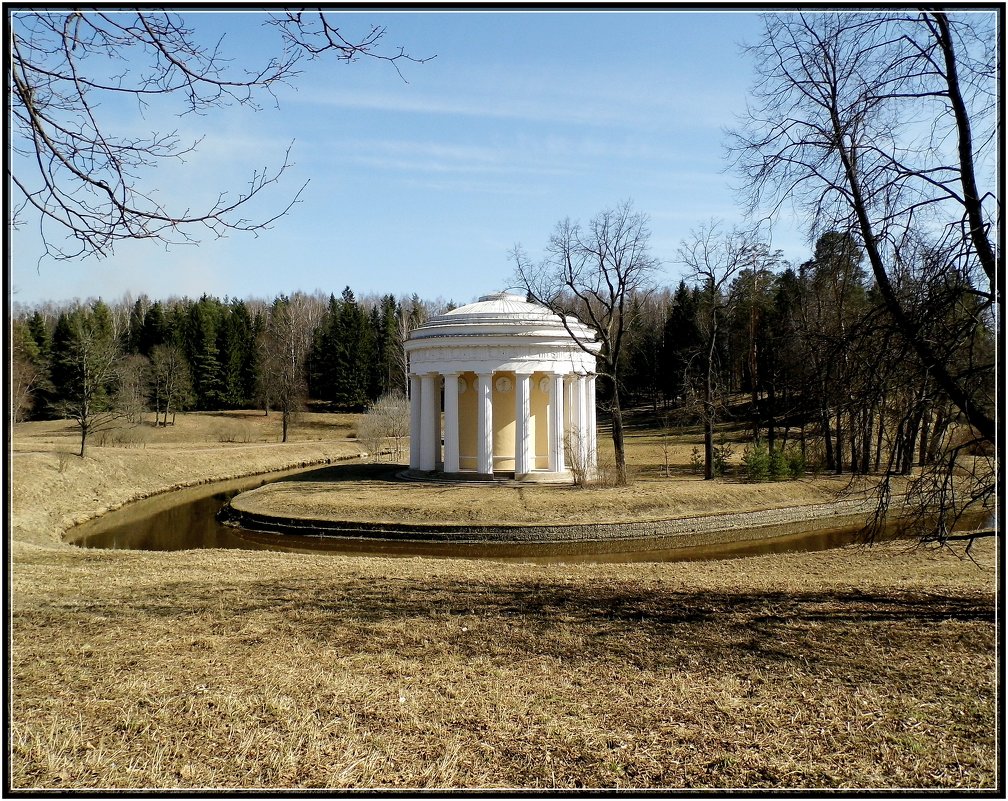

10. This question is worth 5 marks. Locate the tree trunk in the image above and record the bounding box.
[282,407,289,443]
[704,312,717,480]
[821,405,834,471]
[848,410,858,474]
[918,405,930,467]
[874,396,886,472]
[834,102,995,443]
[862,406,874,475]
[767,382,776,451]
[610,391,627,486]
[834,407,844,474]
[79,424,87,458]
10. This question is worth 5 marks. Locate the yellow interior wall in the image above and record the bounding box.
[492,371,516,471]
[457,372,477,471]
[446,369,560,474]
[531,372,549,470]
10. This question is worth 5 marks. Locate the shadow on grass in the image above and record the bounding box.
[279,462,403,483]
[23,574,993,679]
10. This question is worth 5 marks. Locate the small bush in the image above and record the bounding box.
[111,425,151,448]
[591,456,624,488]
[712,438,734,477]
[743,442,770,482]
[785,445,806,479]
[215,420,254,443]
[689,446,703,475]
[768,445,786,480]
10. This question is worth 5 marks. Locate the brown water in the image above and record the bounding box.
[67,465,964,564]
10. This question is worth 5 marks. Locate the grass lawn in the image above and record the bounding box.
[8,410,999,790]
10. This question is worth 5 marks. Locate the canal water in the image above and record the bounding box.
[67,464,936,564]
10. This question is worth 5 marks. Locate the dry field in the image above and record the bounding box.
[8,411,999,791]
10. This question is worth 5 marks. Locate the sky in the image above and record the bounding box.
[9,9,814,309]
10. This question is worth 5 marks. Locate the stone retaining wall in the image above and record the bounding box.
[220,496,880,545]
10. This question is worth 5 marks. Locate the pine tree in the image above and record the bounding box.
[184,296,223,409]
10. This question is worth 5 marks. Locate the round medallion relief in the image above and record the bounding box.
[538,377,550,393]
[457,376,468,393]
[495,376,513,393]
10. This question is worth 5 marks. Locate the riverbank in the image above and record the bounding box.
[11,411,363,550]
[9,412,998,790]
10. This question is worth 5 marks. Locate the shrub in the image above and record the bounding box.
[712,438,734,477]
[215,420,253,443]
[358,393,410,462]
[785,444,806,479]
[689,446,703,475]
[768,445,786,480]
[743,442,769,482]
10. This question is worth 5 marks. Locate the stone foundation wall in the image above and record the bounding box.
[221,496,881,545]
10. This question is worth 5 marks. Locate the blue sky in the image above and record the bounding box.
[10,9,812,308]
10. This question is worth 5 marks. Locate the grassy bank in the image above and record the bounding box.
[11,411,362,549]
[9,411,998,790]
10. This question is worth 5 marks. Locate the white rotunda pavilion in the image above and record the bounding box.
[404,291,601,481]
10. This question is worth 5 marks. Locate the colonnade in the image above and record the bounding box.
[408,368,597,478]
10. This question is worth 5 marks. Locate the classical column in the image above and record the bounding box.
[586,373,598,471]
[572,373,587,471]
[476,372,494,475]
[443,372,460,474]
[514,371,532,476]
[548,372,565,473]
[409,374,422,469]
[419,372,439,471]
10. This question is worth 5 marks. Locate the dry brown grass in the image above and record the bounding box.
[233,466,863,526]
[8,410,999,790]
[10,543,996,790]
[11,411,362,549]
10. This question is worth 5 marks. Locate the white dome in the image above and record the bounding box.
[405,290,599,375]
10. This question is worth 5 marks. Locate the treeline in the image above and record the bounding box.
[13,230,993,475]
[11,287,442,453]
[615,231,994,477]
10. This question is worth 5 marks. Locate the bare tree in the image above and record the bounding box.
[513,200,661,485]
[258,293,321,442]
[53,309,123,457]
[117,354,150,424]
[11,319,46,423]
[728,11,997,544]
[395,294,427,395]
[10,11,430,261]
[149,344,193,426]
[728,11,996,445]
[677,221,765,479]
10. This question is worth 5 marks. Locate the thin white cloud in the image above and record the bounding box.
[289,73,738,132]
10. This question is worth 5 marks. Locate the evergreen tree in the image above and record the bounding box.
[184,296,223,409]
[23,311,55,418]
[139,301,168,355]
[377,294,403,396]
[217,299,255,407]
[51,301,123,457]
[330,286,371,410]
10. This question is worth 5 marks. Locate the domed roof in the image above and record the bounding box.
[404,290,599,375]
[409,291,596,342]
